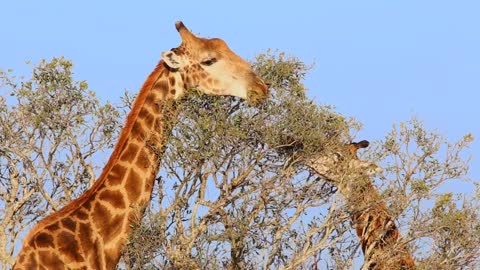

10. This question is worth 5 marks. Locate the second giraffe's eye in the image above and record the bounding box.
[201,58,217,66]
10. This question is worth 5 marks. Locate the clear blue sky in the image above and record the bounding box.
[1,1,478,186]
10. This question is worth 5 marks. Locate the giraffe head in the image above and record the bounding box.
[161,21,268,104]
[307,140,382,183]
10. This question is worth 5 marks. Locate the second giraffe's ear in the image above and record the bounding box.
[161,50,184,69]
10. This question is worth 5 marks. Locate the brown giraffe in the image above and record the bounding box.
[307,141,416,270]
[13,21,268,270]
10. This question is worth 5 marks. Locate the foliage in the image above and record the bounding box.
[0,53,478,269]
[121,51,478,269]
[0,58,122,268]
[369,119,478,269]
[119,51,355,269]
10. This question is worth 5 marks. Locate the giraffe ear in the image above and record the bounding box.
[161,51,184,69]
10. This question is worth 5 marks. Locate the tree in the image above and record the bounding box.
[120,51,479,269]
[0,58,123,269]
[1,53,478,270]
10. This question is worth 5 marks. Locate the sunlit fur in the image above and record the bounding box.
[13,21,268,270]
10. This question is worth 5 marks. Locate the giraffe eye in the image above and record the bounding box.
[201,58,217,66]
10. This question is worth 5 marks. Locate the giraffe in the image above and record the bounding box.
[13,21,268,270]
[307,140,415,269]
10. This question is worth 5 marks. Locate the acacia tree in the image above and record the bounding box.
[0,58,123,269]
[372,121,478,269]
[1,53,478,270]
[120,52,479,269]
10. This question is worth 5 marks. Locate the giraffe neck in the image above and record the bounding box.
[347,179,389,252]
[14,62,184,270]
[346,178,415,269]
[94,61,180,208]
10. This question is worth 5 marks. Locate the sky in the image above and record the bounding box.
[1,0,479,267]
[1,1,478,203]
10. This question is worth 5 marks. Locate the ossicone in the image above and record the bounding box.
[174,21,197,43]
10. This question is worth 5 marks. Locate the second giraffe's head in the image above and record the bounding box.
[161,21,268,105]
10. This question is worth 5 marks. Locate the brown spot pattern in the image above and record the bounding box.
[92,202,110,231]
[120,143,139,162]
[138,107,149,119]
[58,231,83,262]
[100,214,124,244]
[61,217,76,232]
[34,233,54,248]
[135,149,151,169]
[38,250,65,269]
[168,76,175,86]
[90,202,126,243]
[45,222,60,232]
[83,197,93,211]
[141,110,155,129]
[107,164,127,186]
[131,121,145,140]
[125,169,142,202]
[13,27,274,269]
[78,223,93,257]
[26,253,38,269]
[90,238,103,269]
[74,209,89,220]
[99,190,126,209]
[154,80,169,94]
[144,92,157,106]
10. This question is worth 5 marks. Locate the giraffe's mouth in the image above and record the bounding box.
[247,79,269,105]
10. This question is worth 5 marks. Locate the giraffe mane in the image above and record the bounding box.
[23,61,169,242]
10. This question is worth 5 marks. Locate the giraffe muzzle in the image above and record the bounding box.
[247,78,269,105]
